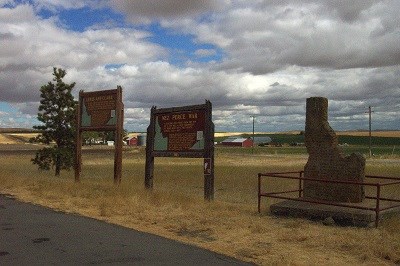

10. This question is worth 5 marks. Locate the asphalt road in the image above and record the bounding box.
[0,194,251,265]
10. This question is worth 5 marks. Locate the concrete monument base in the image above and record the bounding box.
[270,199,400,227]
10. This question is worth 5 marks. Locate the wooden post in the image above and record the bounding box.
[76,88,123,184]
[251,115,255,154]
[74,91,83,182]
[145,106,156,189]
[204,100,215,200]
[114,86,123,184]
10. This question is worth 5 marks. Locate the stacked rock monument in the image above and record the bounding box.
[303,97,365,202]
[268,97,400,226]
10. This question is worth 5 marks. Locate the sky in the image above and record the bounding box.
[1,0,399,132]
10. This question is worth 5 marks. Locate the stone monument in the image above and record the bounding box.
[269,97,400,226]
[303,97,365,202]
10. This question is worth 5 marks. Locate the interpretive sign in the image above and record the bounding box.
[75,87,124,184]
[154,109,205,152]
[145,100,215,200]
[80,90,118,130]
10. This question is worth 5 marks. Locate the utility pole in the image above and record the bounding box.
[251,115,255,154]
[366,106,374,157]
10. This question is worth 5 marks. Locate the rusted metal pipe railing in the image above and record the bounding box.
[258,172,400,227]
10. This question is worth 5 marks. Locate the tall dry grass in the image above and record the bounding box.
[1,148,400,265]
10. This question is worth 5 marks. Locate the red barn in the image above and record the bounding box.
[126,137,138,146]
[221,137,253,147]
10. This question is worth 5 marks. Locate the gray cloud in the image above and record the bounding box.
[324,0,378,23]
[153,1,400,74]
[0,1,399,132]
[109,0,227,24]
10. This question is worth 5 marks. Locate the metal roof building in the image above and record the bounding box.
[253,136,273,145]
[221,137,253,147]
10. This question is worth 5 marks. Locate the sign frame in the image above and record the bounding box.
[75,86,124,184]
[145,100,215,200]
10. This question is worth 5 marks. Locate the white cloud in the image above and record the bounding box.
[30,0,104,12]
[194,49,217,58]
[0,0,14,6]
[0,4,166,103]
[0,6,166,72]
[0,1,399,131]
[149,1,400,74]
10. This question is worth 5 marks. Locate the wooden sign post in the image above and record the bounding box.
[75,86,124,184]
[145,100,215,200]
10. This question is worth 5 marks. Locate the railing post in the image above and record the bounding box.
[375,184,381,228]
[258,174,262,213]
[298,171,303,198]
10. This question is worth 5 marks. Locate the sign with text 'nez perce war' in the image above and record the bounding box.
[145,100,215,200]
[154,109,206,152]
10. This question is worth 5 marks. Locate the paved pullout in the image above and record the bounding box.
[0,194,251,265]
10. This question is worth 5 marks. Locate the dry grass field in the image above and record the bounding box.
[0,133,37,145]
[217,131,400,138]
[337,131,400,138]
[0,134,21,144]
[128,132,246,138]
[280,130,400,138]
[277,130,400,138]
[8,133,39,140]
[1,145,399,265]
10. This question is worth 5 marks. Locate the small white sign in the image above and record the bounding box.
[111,110,116,118]
[197,131,203,140]
[204,158,211,175]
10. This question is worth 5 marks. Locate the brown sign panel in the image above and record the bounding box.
[80,89,118,130]
[154,109,205,152]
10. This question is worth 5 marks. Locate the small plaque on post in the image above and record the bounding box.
[204,158,212,175]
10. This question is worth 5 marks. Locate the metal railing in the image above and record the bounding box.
[257,171,400,227]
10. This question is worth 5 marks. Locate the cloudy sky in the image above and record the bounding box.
[1,0,399,132]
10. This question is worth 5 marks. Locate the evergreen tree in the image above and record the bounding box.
[31,67,77,176]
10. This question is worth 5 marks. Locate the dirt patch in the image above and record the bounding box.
[175,227,216,242]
